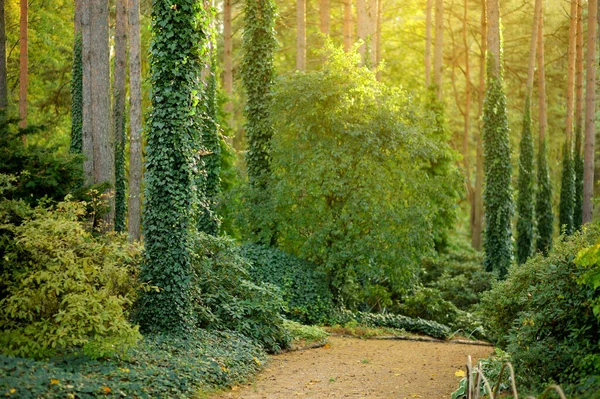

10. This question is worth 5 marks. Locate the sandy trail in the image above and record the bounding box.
[209,336,493,399]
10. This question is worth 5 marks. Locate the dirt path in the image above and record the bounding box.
[210,336,493,399]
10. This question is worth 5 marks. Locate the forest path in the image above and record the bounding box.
[207,335,493,399]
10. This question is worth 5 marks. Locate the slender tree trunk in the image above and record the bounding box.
[537,13,547,144]
[223,0,233,110]
[18,0,27,129]
[296,0,306,70]
[357,0,367,62]
[367,0,378,67]
[425,0,432,87]
[574,0,584,230]
[471,0,486,251]
[583,0,597,223]
[462,0,470,180]
[486,0,500,75]
[566,0,577,147]
[343,0,352,51]
[0,0,7,112]
[114,0,127,232]
[376,0,381,79]
[128,0,142,242]
[433,0,443,99]
[81,0,93,182]
[319,0,330,35]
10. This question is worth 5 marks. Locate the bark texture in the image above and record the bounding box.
[296,0,306,70]
[0,0,7,111]
[425,0,432,87]
[114,0,128,232]
[18,0,27,128]
[319,0,330,35]
[583,0,597,223]
[433,0,443,99]
[343,0,352,51]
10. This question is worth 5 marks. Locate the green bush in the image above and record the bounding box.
[241,244,335,325]
[0,197,142,359]
[0,330,266,398]
[190,234,291,352]
[479,225,600,389]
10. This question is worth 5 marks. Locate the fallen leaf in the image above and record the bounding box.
[101,386,111,394]
[50,379,60,385]
[454,369,466,377]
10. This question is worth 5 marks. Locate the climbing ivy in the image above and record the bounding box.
[241,0,277,244]
[535,137,553,255]
[516,96,535,264]
[574,126,584,231]
[137,0,207,334]
[69,34,82,155]
[559,143,575,235]
[114,92,126,233]
[482,57,513,277]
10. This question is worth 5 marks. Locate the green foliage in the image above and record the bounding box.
[397,286,460,327]
[535,137,553,255]
[479,225,600,390]
[331,309,451,340]
[0,198,142,360]
[0,330,266,398]
[241,0,278,244]
[516,96,535,264]
[0,119,84,204]
[241,244,335,325]
[70,34,83,155]
[190,234,291,352]
[284,320,329,344]
[270,44,460,307]
[114,97,126,233]
[137,0,207,334]
[574,127,584,231]
[451,349,512,399]
[559,143,575,236]
[482,59,513,277]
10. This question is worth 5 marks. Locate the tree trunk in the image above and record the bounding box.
[573,0,584,230]
[81,0,93,182]
[357,0,367,62]
[433,0,443,99]
[486,0,500,77]
[425,0,432,87]
[462,0,470,181]
[537,9,547,143]
[296,0,306,70]
[18,0,27,129]
[566,0,577,147]
[128,0,142,242]
[223,0,233,110]
[114,0,127,233]
[583,0,597,223]
[319,0,330,35]
[343,0,352,51]
[367,0,378,67]
[0,0,7,112]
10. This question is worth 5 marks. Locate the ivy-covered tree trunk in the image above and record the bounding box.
[516,0,540,264]
[241,0,277,244]
[483,0,513,277]
[18,0,27,129]
[573,0,584,230]
[535,11,553,255]
[113,0,128,232]
[0,0,8,112]
[138,0,206,334]
[70,0,83,154]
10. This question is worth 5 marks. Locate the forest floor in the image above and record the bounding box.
[207,335,493,399]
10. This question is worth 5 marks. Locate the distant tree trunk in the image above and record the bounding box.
[367,0,378,67]
[574,0,584,230]
[18,0,27,129]
[433,0,443,99]
[375,0,381,78]
[223,0,233,110]
[319,0,330,35]
[462,0,470,180]
[471,0,486,251]
[296,0,306,70]
[0,0,7,112]
[128,0,142,242]
[583,0,597,223]
[343,0,352,51]
[357,0,366,61]
[566,0,577,147]
[425,0,432,87]
[114,0,128,232]
[84,0,114,228]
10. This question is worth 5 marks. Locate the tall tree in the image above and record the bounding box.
[223,0,233,112]
[574,0,584,230]
[137,0,206,334]
[18,0,27,128]
[70,0,83,154]
[357,0,367,61]
[425,0,432,86]
[296,0,306,70]
[516,0,540,264]
[367,0,378,67]
[535,9,553,255]
[483,0,513,276]
[433,0,443,99]
[114,0,128,233]
[461,0,470,182]
[128,0,143,242]
[357,0,377,65]
[583,0,597,223]
[0,0,7,112]
[319,0,330,35]
[81,0,93,181]
[559,0,578,235]
[242,0,277,243]
[343,0,352,51]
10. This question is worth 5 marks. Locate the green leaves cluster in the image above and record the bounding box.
[482,61,513,277]
[535,138,553,255]
[270,45,460,307]
[137,0,207,334]
[516,96,535,264]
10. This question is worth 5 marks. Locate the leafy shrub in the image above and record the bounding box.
[479,225,600,389]
[0,330,266,398]
[190,234,291,352]
[0,198,142,359]
[241,244,335,324]
[397,286,459,327]
[284,320,329,345]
